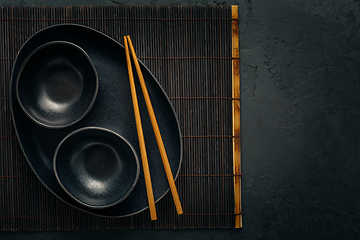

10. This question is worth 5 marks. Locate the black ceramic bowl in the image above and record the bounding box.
[54,127,140,209]
[16,41,98,128]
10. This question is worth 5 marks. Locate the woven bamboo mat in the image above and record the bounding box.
[0,5,241,230]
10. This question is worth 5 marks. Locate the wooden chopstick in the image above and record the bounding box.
[126,35,183,215]
[123,36,157,220]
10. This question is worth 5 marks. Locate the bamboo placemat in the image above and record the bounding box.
[0,5,241,230]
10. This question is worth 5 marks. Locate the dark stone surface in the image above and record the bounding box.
[240,1,360,239]
[2,0,360,239]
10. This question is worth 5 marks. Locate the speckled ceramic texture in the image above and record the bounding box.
[54,127,140,209]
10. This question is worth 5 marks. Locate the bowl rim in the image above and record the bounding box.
[53,126,141,209]
[15,40,99,129]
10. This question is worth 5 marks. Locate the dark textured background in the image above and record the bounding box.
[1,0,360,239]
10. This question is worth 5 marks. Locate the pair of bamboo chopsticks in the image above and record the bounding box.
[124,35,183,220]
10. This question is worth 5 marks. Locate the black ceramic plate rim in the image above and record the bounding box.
[15,40,99,129]
[53,126,140,209]
[10,24,183,218]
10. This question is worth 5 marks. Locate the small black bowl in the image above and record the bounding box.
[54,127,140,209]
[16,41,98,128]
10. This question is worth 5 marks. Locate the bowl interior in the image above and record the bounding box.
[16,41,98,128]
[54,127,140,209]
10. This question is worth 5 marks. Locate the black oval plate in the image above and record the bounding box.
[10,24,182,217]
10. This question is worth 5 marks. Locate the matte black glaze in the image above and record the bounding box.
[54,127,140,209]
[10,24,182,217]
[16,41,98,128]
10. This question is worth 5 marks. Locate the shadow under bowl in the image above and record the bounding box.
[16,41,98,128]
[54,127,140,209]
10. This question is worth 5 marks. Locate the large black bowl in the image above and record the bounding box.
[16,41,98,128]
[54,127,140,209]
